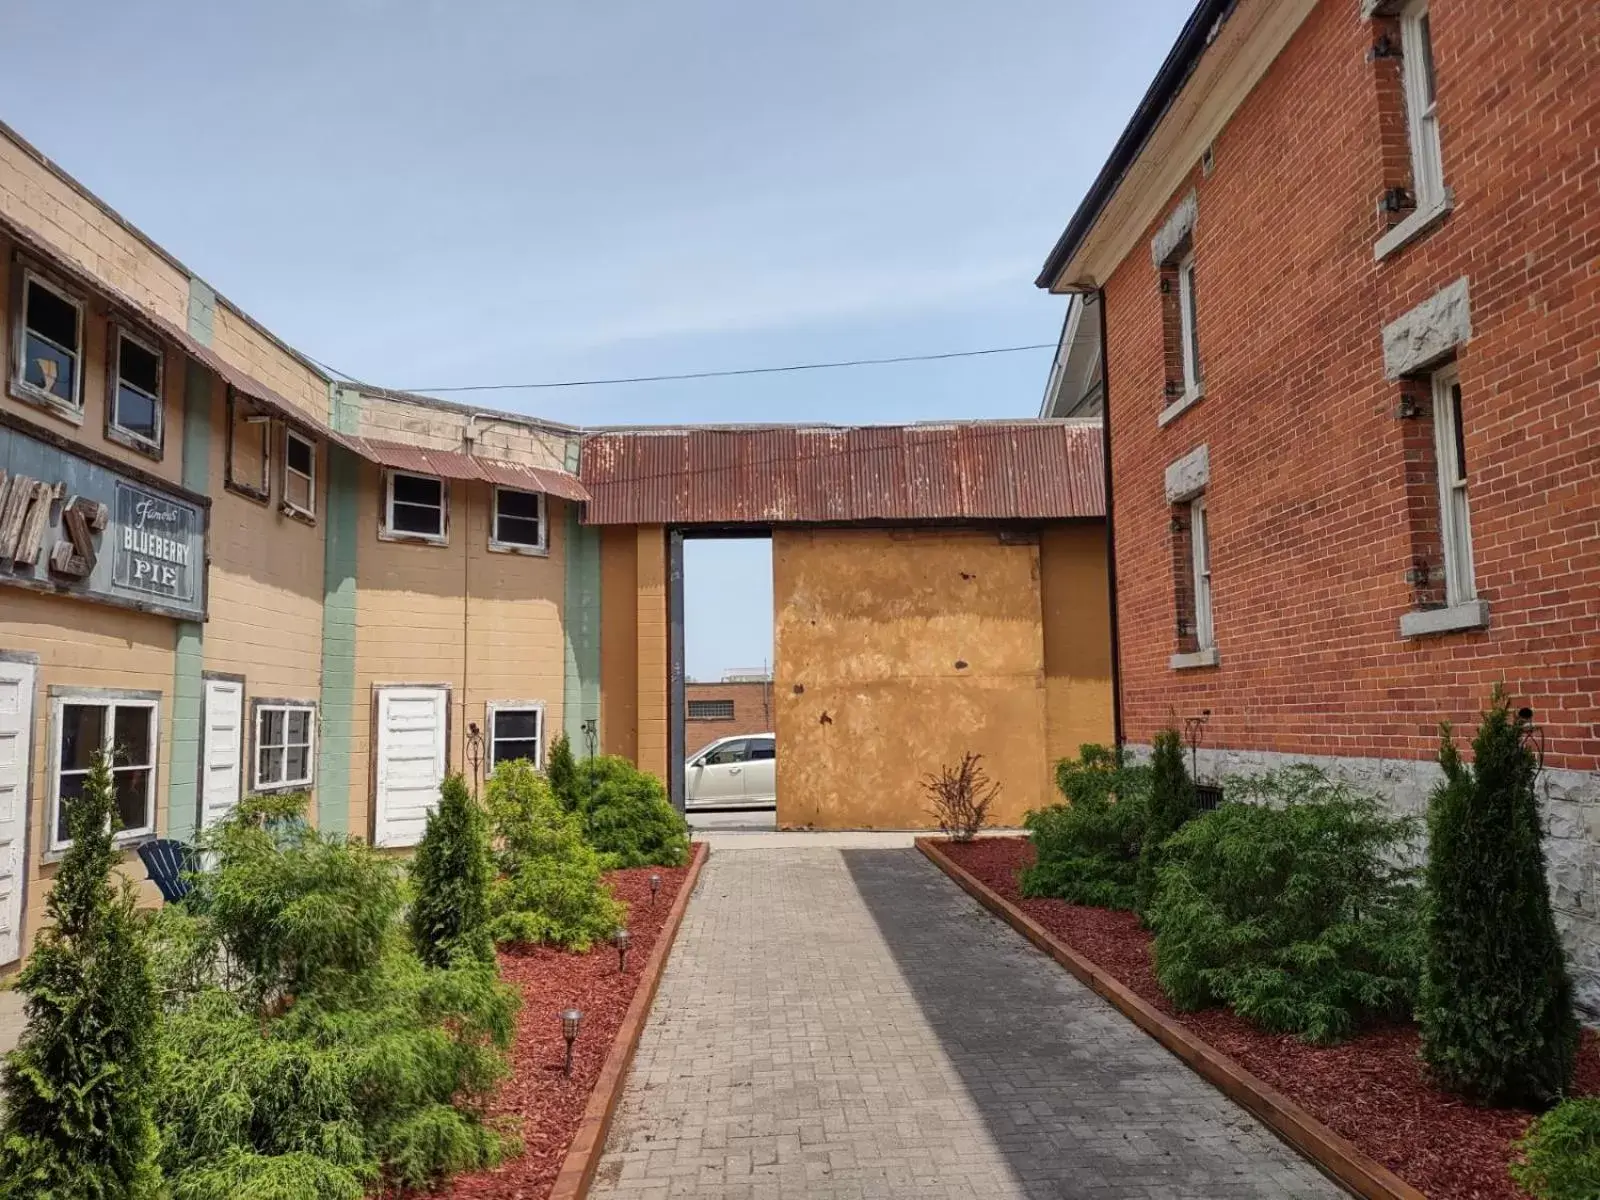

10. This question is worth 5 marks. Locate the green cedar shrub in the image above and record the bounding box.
[1511,1098,1600,1200]
[567,755,690,869]
[1135,728,1198,919]
[546,731,579,811]
[152,794,517,1196]
[1147,766,1421,1044]
[0,749,162,1200]
[1020,744,1151,909]
[410,773,496,969]
[484,759,625,949]
[1418,690,1578,1106]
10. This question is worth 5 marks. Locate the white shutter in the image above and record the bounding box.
[201,679,244,829]
[0,660,36,966]
[374,686,448,848]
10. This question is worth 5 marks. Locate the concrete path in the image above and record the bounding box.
[590,847,1339,1199]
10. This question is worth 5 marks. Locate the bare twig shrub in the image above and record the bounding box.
[923,753,1000,841]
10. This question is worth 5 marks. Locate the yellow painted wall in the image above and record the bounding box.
[349,467,566,837]
[1040,524,1115,769]
[634,526,668,781]
[599,525,639,761]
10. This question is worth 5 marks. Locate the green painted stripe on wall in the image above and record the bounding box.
[563,506,602,752]
[318,443,360,835]
[167,354,213,842]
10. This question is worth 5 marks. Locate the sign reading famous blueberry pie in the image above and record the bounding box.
[0,421,207,620]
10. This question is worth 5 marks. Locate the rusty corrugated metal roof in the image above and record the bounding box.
[356,438,590,501]
[578,420,1103,526]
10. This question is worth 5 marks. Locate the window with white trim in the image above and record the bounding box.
[488,704,542,768]
[1431,365,1474,605]
[283,428,317,518]
[52,696,157,849]
[1190,495,1214,651]
[384,471,447,540]
[254,702,315,791]
[108,326,163,454]
[14,270,84,415]
[1399,0,1445,209]
[1177,250,1201,396]
[491,487,546,552]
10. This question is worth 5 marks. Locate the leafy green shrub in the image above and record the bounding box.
[152,794,517,1197]
[566,756,689,869]
[485,759,625,949]
[1148,766,1421,1044]
[1021,744,1150,909]
[0,749,162,1199]
[1135,728,1198,919]
[546,731,579,811]
[1512,1098,1600,1200]
[1419,691,1578,1106]
[410,773,496,969]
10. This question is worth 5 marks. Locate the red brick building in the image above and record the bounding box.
[685,679,774,757]
[1039,0,1599,1010]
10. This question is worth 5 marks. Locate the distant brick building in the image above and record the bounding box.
[685,679,773,756]
[1038,0,1599,1011]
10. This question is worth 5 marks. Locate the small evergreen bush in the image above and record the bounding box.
[546,731,579,811]
[485,759,625,949]
[410,773,496,969]
[565,755,689,869]
[1135,728,1198,919]
[152,794,517,1197]
[0,749,162,1199]
[1021,744,1150,909]
[1148,766,1421,1044]
[1419,691,1578,1106]
[1512,1098,1600,1200]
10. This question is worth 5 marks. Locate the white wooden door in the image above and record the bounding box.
[0,660,36,967]
[374,686,448,848]
[200,678,244,830]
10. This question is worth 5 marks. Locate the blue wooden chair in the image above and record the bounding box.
[137,838,196,904]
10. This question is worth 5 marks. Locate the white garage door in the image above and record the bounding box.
[0,660,36,967]
[374,686,448,848]
[200,678,244,830]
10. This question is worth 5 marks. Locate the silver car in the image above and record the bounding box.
[685,733,776,811]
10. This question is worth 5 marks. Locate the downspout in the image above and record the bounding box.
[1095,287,1125,751]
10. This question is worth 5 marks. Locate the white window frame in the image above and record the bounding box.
[1177,249,1201,397]
[1399,0,1445,209]
[282,428,317,519]
[253,702,316,792]
[383,470,448,543]
[107,325,164,455]
[1190,495,1214,650]
[50,695,159,852]
[489,486,548,554]
[1431,365,1475,605]
[486,702,544,770]
[13,268,86,418]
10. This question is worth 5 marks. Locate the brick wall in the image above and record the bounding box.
[685,681,773,756]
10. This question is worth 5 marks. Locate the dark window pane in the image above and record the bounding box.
[494,709,539,741]
[492,739,539,766]
[118,337,160,394]
[114,769,151,832]
[1418,13,1437,104]
[26,280,79,350]
[495,514,542,546]
[1451,384,1467,481]
[748,739,776,761]
[391,502,444,535]
[392,474,442,507]
[113,706,152,767]
[61,704,105,771]
[261,708,284,748]
[287,434,314,476]
[497,490,540,520]
[705,740,747,765]
[57,773,86,843]
[285,744,309,782]
[24,334,77,403]
[259,746,282,786]
[115,385,159,440]
[286,709,311,746]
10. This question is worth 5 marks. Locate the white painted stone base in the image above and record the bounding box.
[1125,742,1600,1019]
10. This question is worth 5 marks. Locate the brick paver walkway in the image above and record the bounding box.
[590,847,1339,1199]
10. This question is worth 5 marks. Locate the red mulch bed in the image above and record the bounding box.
[942,837,1600,1200]
[418,858,694,1200]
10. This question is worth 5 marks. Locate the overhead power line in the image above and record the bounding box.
[394,342,1057,395]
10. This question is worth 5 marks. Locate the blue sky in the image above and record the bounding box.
[1,0,1191,678]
